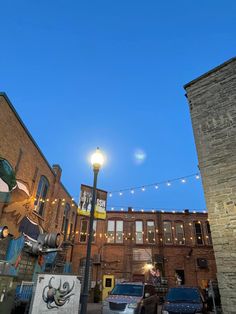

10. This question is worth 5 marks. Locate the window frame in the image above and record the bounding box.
[163,221,173,245]
[194,221,204,245]
[107,220,124,244]
[146,220,155,244]
[34,176,49,217]
[174,221,185,245]
[135,220,144,244]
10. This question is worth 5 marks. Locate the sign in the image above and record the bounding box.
[78,184,107,220]
[133,248,152,261]
[29,274,81,314]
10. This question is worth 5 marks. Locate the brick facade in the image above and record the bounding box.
[72,209,216,290]
[0,93,77,273]
[184,57,236,313]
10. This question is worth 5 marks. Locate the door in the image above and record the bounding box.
[102,275,115,300]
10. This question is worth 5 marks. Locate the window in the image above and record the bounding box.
[34,176,49,216]
[175,222,185,245]
[135,221,143,244]
[107,220,115,243]
[163,221,172,244]
[107,220,123,244]
[80,220,88,243]
[92,220,97,242]
[79,220,96,243]
[147,221,155,243]
[194,222,203,245]
[62,203,70,239]
[116,221,123,243]
[55,199,62,223]
[205,221,212,245]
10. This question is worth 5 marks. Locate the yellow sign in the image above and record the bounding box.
[102,275,115,300]
[78,184,107,220]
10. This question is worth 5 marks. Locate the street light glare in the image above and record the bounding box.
[90,147,105,169]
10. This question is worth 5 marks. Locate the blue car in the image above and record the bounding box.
[161,286,207,314]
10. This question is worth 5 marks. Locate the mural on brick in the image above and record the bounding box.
[0,156,43,240]
[0,157,30,205]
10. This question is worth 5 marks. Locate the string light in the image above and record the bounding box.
[108,172,200,196]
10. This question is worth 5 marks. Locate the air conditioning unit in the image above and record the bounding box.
[197,258,208,268]
[93,254,101,264]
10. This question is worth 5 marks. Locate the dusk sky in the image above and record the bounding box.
[1,1,235,212]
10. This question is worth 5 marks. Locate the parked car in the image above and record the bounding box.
[161,286,207,314]
[102,282,158,314]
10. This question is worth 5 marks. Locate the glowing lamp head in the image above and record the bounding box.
[91,147,104,170]
[0,226,9,238]
[143,263,153,272]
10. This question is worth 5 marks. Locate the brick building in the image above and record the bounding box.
[0,92,77,281]
[72,208,217,291]
[184,57,236,313]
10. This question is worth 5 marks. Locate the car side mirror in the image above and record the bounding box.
[145,292,150,298]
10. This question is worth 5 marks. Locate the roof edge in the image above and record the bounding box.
[184,56,236,90]
[0,92,77,202]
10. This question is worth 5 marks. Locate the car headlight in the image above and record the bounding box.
[102,300,109,307]
[128,302,138,309]
[162,311,169,314]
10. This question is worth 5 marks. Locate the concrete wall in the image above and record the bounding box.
[184,57,236,313]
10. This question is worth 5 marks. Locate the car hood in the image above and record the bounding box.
[106,295,142,304]
[163,302,203,313]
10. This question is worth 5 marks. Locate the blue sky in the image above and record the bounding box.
[0,1,235,211]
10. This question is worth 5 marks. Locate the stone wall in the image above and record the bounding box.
[184,57,236,313]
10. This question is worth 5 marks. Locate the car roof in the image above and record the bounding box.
[118,282,144,285]
[168,286,201,290]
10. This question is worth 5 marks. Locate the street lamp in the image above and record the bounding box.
[80,148,104,314]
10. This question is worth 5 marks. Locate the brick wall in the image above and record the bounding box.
[184,57,236,313]
[72,210,216,289]
[0,93,77,251]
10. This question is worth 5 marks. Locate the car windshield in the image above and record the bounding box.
[111,284,143,297]
[166,288,201,303]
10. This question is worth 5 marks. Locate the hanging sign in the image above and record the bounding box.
[78,184,107,220]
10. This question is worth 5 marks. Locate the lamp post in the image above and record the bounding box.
[80,148,104,314]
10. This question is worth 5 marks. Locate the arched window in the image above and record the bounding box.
[34,176,49,216]
[62,203,70,240]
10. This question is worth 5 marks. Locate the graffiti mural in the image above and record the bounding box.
[42,276,75,309]
[0,157,30,205]
[0,157,43,241]
[29,275,80,313]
